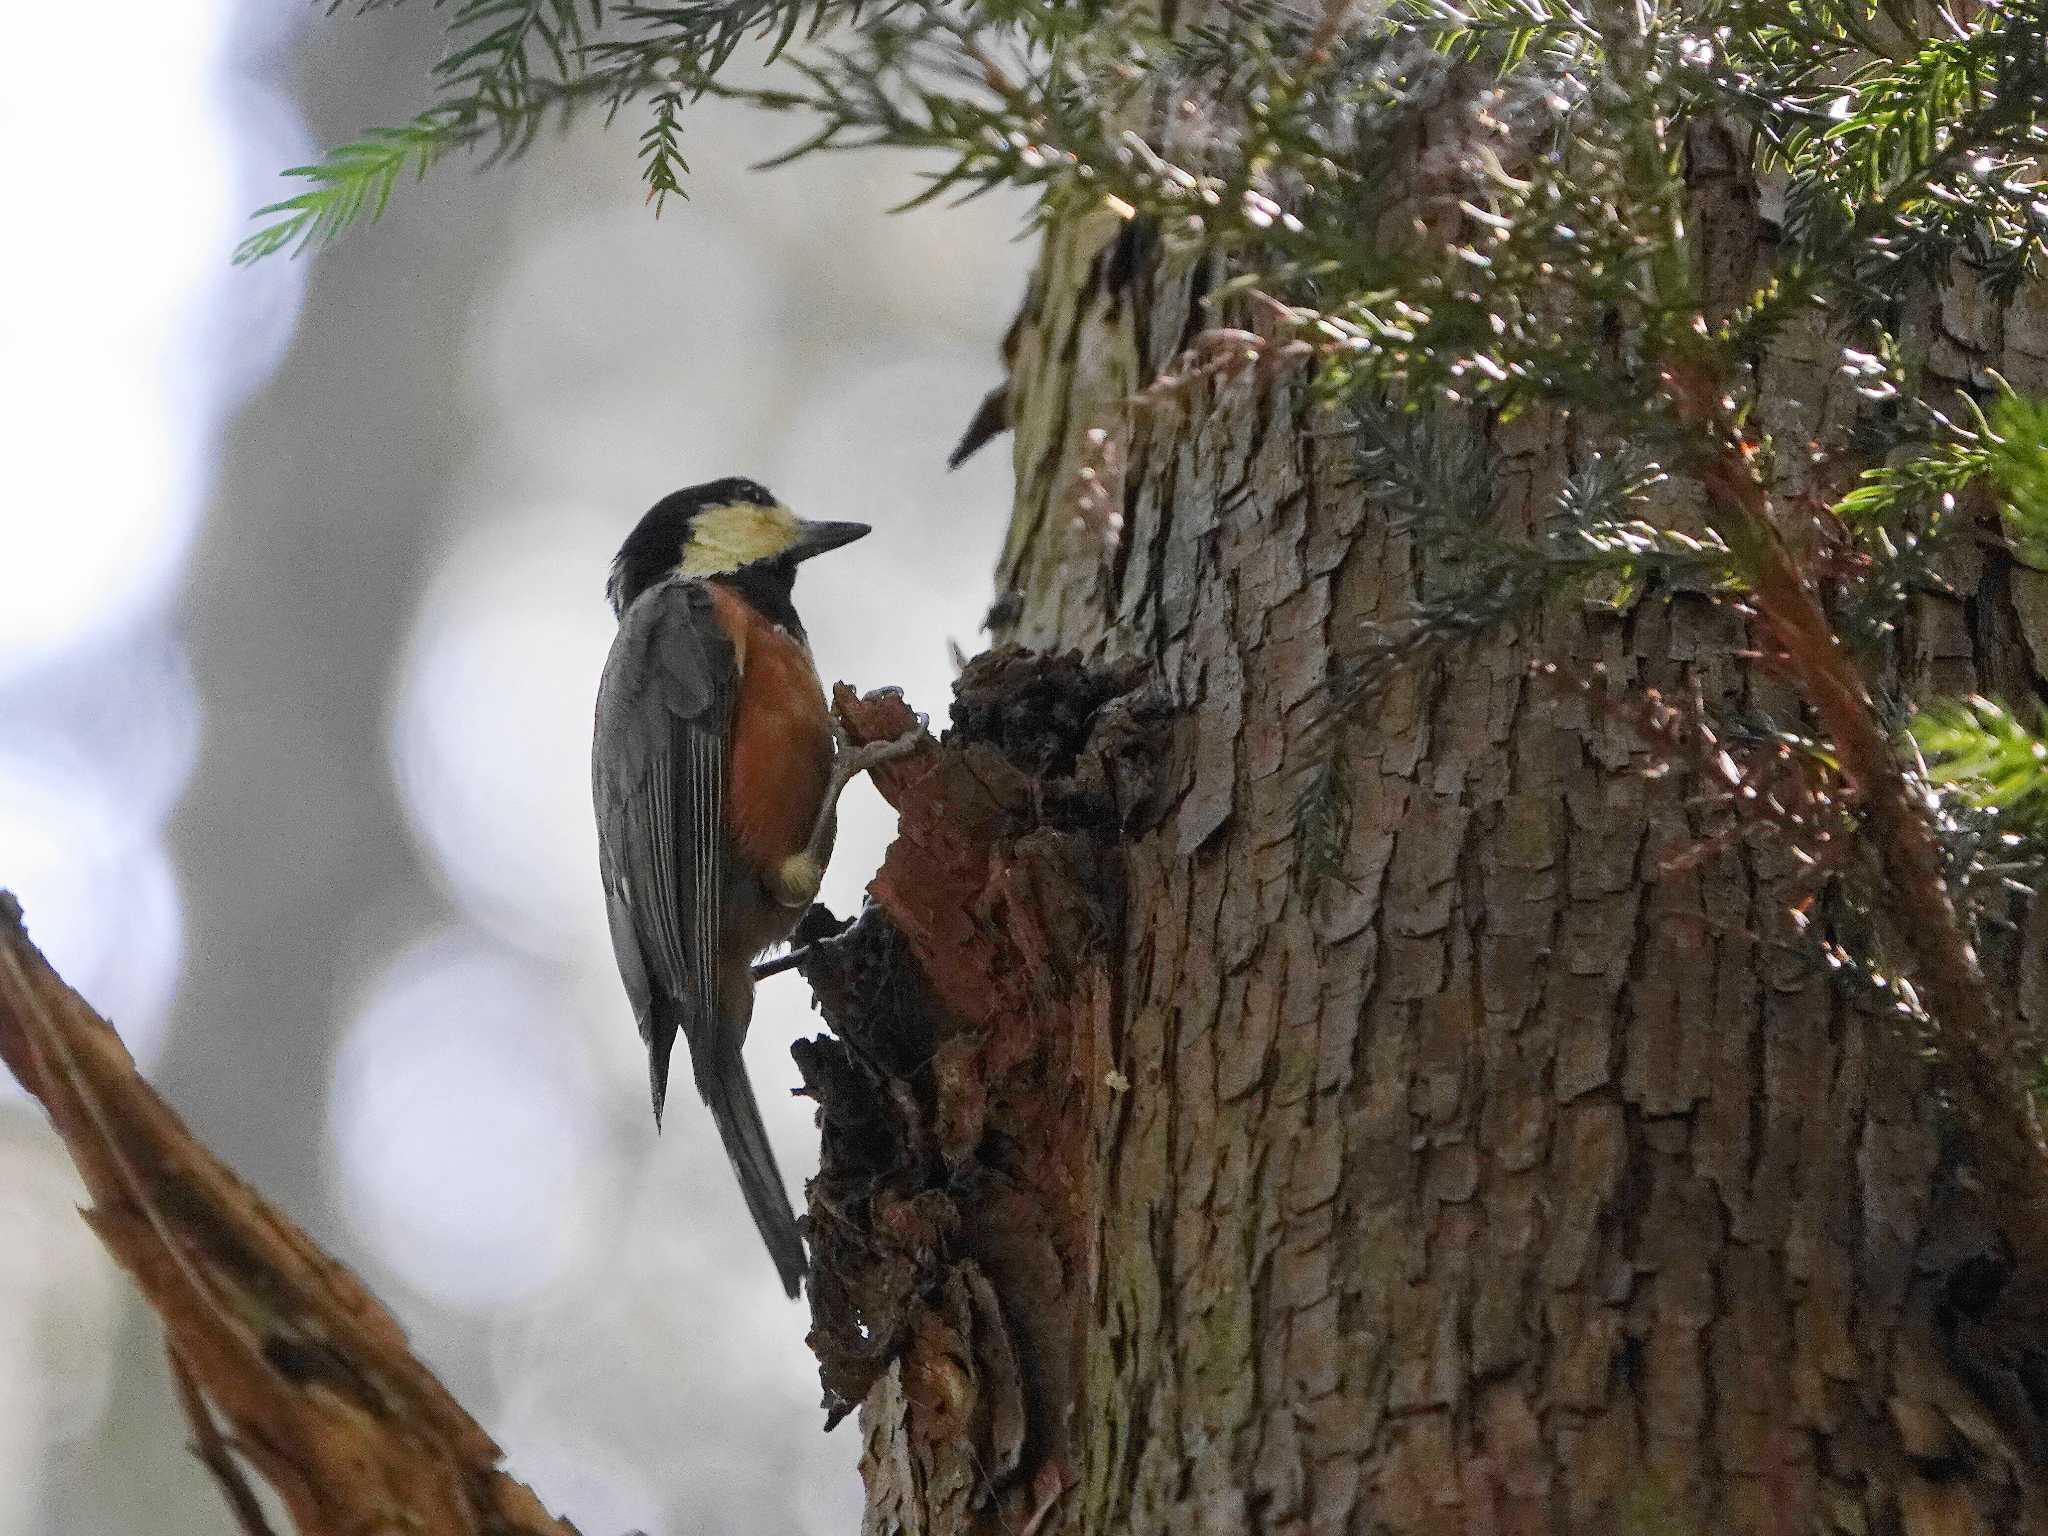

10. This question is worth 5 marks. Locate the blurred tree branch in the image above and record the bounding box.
[0,893,583,1536]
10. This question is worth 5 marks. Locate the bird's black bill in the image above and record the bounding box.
[791,519,870,561]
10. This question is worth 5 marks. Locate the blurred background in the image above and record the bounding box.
[0,4,1026,1531]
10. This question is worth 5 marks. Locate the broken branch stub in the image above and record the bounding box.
[799,650,1170,1535]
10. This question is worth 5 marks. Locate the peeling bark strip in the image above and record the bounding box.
[796,654,1169,1535]
[0,895,578,1536]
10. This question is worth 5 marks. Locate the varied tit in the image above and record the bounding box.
[593,477,916,1296]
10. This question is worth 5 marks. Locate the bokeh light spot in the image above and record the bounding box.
[392,510,620,962]
[329,936,599,1310]
[0,748,184,1081]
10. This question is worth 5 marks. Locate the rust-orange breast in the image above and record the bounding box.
[708,584,834,871]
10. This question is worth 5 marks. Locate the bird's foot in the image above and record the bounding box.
[788,712,929,890]
[752,904,852,982]
[751,950,804,981]
[829,713,928,785]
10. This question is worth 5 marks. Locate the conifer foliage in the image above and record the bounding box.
[252,0,2048,1250]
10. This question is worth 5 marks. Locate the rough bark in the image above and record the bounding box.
[793,662,1168,1534]
[821,126,2048,1536]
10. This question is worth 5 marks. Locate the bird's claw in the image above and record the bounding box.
[832,715,928,779]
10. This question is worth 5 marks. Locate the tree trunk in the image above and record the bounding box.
[813,122,2048,1535]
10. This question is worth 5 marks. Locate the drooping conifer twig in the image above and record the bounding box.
[0,893,583,1536]
[1660,358,2048,1268]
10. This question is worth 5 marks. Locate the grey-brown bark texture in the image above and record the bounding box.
[805,126,2048,1536]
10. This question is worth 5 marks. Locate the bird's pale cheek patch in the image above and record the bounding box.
[676,502,802,576]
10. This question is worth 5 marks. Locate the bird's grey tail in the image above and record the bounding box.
[700,1048,806,1298]
[646,1011,678,1128]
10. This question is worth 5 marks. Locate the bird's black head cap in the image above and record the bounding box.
[607,477,869,626]
[607,479,777,614]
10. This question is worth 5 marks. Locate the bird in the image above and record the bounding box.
[592,477,917,1296]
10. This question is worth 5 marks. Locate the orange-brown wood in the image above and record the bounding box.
[708,584,834,873]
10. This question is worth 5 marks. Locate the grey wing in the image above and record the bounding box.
[592,579,736,1119]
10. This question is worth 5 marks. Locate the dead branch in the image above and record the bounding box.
[167,1341,280,1536]
[0,893,582,1536]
